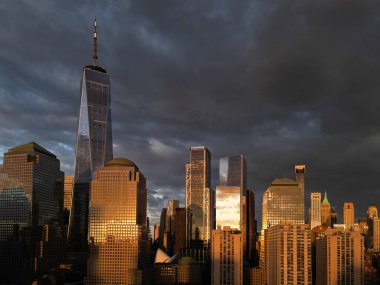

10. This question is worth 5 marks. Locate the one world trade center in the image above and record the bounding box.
[68,19,113,252]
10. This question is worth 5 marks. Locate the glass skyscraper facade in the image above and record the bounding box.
[262,167,305,231]
[185,146,212,248]
[0,142,65,283]
[219,155,247,193]
[69,21,113,251]
[216,186,241,230]
[85,158,150,285]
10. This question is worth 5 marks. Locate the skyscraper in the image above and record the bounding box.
[367,204,378,249]
[185,146,212,248]
[316,228,364,285]
[0,142,65,282]
[321,192,331,228]
[85,158,149,284]
[343,202,355,230]
[266,223,311,285]
[215,185,241,230]
[310,192,322,229]
[219,155,247,192]
[69,19,113,251]
[211,227,242,285]
[373,218,380,252]
[262,166,305,230]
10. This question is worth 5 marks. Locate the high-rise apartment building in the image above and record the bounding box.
[185,146,212,248]
[343,202,355,230]
[0,142,65,282]
[316,228,364,285]
[373,218,380,252]
[310,192,321,229]
[211,227,242,285]
[69,19,113,252]
[266,223,311,285]
[85,158,150,285]
[321,192,331,228]
[262,165,305,230]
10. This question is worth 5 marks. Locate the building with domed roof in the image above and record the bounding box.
[85,157,150,285]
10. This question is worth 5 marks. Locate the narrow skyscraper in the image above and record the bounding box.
[68,19,113,251]
[310,192,321,229]
[343,202,355,230]
[321,192,331,228]
[185,146,212,248]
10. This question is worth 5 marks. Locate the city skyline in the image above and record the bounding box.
[1,1,380,229]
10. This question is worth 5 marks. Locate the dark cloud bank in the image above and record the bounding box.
[1,0,380,228]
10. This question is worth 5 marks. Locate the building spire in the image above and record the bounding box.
[322,189,330,206]
[93,17,97,66]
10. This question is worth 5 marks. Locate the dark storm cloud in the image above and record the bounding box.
[1,0,380,226]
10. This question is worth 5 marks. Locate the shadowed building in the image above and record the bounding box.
[367,205,378,249]
[68,19,113,252]
[185,146,212,249]
[0,142,65,282]
[85,158,150,285]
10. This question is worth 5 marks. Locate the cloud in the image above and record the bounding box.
[1,0,380,227]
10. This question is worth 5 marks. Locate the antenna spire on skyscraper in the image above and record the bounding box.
[93,17,97,66]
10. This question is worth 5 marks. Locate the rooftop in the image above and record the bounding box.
[271,178,298,186]
[105,157,138,168]
[8,142,56,158]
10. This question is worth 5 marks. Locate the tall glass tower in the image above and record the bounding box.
[68,19,113,252]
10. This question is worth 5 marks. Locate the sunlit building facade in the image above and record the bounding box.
[211,227,242,285]
[69,19,113,252]
[85,158,149,285]
[0,142,65,282]
[185,146,212,248]
[266,223,311,285]
[321,192,331,228]
[216,186,241,230]
[316,228,364,285]
[310,192,321,229]
[262,167,305,231]
[373,218,380,252]
[64,175,73,211]
[343,202,355,230]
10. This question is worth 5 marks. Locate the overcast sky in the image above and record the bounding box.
[1,0,380,229]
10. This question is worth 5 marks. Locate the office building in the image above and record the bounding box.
[343,202,355,230]
[85,158,150,284]
[330,208,337,227]
[185,146,212,248]
[69,19,113,252]
[216,185,241,230]
[173,207,187,253]
[316,228,364,285]
[211,227,242,285]
[321,192,331,228]
[310,192,321,229]
[262,165,305,230]
[246,190,257,266]
[266,223,311,285]
[0,142,65,282]
[367,205,378,249]
[64,175,73,211]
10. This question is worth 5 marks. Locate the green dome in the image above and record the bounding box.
[105,158,138,168]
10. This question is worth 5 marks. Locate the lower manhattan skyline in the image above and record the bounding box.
[2,0,380,232]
